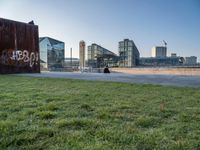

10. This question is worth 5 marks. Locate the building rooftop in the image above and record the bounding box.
[90,43,117,56]
[39,37,64,45]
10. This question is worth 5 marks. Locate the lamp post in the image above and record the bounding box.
[70,48,72,68]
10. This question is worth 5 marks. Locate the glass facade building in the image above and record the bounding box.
[139,57,183,66]
[118,39,140,67]
[151,46,167,58]
[88,43,118,68]
[39,37,65,70]
[184,56,197,65]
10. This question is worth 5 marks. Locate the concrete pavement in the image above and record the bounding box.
[16,72,200,88]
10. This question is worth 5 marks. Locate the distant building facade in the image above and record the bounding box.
[151,46,167,58]
[64,58,79,68]
[88,43,118,68]
[118,39,140,67]
[171,53,177,58]
[184,56,197,65]
[39,37,65,70]
[139,57,184,66]
[79,41,85,68]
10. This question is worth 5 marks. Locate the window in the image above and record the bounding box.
[120,42,124,47]
[128,47,132,51]
[128,42,133,46]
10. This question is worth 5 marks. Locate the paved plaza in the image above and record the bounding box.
[17,72,200,88]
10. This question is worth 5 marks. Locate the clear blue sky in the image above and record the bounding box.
[0,0,200,61]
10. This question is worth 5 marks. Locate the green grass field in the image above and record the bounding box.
[0,75,200,150]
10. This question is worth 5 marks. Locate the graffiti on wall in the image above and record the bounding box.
[0,49,39,67]
[0,18,40,73]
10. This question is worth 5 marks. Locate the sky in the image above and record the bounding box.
[0,0,200,61]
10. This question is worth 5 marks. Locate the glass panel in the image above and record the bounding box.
[128,42,133,46]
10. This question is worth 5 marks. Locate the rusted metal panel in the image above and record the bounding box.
[0,18,40,74]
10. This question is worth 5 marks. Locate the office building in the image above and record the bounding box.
[184,56,197,65]
[171,53,177,58]
[118,39,140,67]
[88,43,118,68]
[39,37,65,70]
[64,58,79,68]
[79,41,85,68]
[152,46,167,58]
[139,57,184,66]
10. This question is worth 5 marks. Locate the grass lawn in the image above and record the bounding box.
[0,75,200,150]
